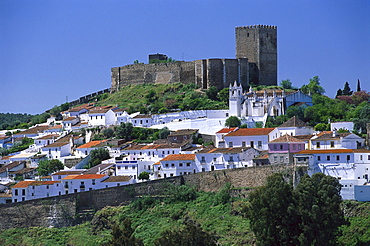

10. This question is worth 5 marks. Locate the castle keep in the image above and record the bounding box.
[111,25,277,92]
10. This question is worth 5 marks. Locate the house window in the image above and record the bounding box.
[22,189,25,196]
[14,190,18,196]
[125,166,128,169]
[330,141,335,148]
[274,144,277,150]
[171,163,175,167]
[179,163,183,167]
[280,144,283,150]
[250,141,254,148]
[165,164,169,167]
[186,162,191,167]
[360,155,363,161]
[258,141,262,148]
[229,156,234,161]
[368,155,370,160]
[213,158,216,162]
[347,155,350,161]
[92,179,96,185]
[327,156,330,161]
[280,156,284,162]
[170,173,174,177]
[229,142,233,148]
[316,142,320,149]
[293,144,296,150]
[46,185,49,189]
[132,166,136,169]
[336,155,340,161]
[242,141,246,147]
[318,156,321,161]
[274,156,277,163]
[298,145,302,150]
[201,156,205,162]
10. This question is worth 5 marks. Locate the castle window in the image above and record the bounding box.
[247,33,249,37]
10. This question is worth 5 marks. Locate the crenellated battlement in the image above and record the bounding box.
[236,25,277,29]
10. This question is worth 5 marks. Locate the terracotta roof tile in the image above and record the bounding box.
[62,174,106,180]
[161,154,195,161]
[270,134,304,143]
[12,181,35,188]
[43,142,69,148]
[77,140,107,149]
[52,170,84,176]
[132,114,152,119]
[216,128,237,134]
[63,117,77,121]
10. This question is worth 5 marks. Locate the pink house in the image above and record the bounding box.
[268,134,305,165]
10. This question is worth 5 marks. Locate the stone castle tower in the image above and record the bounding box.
[236,25,277,86]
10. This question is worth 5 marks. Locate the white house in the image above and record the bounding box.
[62,174,108,194]
[87,106,116,126]
[215,128,238,147]
[154,154,196,179]
[34,134,59,150]
[294,149,370,200]
[273,116,314,140]
[195,147,261,171]
[76,140,108,157]
[310,131,365,150]
[222,128,275,150]
[62,117,80,131]
[12,180,61,202]
[331,122,354,132]
[131,115,153,128]
[41,142,71,159]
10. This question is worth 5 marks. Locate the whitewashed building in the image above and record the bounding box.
[221,127,275,150]
[294,149,370,200]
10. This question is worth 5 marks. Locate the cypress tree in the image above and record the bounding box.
[357,79,361,92]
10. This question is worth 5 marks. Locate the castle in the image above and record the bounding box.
[111,25,277,92]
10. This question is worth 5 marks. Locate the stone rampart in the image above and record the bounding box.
[0,165,305,229]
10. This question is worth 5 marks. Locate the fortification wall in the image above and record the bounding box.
[0,165,305,229]
[111,62,196,92]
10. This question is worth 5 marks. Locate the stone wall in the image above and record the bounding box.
[0,165,305,229]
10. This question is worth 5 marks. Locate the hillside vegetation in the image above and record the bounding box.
[0,184,369,246]
[95,83,229,114]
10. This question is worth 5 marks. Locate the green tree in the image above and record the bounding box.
[354,103,370,134]
[300,76,325,95]
[107,217,143,246]
[294,173,346,246]
[280,79,294,89]
[103,128,114,138]
[342,82,353,96]
[88,148,111,168]
[37,159,64,176]
[314,123,329,131]
[153,219,217,246]
[206,86,219,101]
[159,127,170,139]
[225,116,241,127]
[115,122,133,140]
[138,171,150,180]
[248,173,299,245]
[248,173,346,246]
[217,88,229,103]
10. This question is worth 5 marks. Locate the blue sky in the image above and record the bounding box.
[1,0,369,115]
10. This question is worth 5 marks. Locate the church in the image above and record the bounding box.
[229,82,313,125]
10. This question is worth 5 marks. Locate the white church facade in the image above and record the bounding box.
[229,82,313,126]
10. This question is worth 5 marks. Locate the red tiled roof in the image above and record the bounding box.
[37,134,59,140]
[13,125,50,136]
[62,174,106,180]
[63,117,77,121]
[161,154,195,161]
[12,181,35,188]
[216,128,237,134]
[77,140,107,149]
[270,134,304,143]
[13,180,60,188]
[132,114,152,119]
[225,128,275,137]
[43,142,69,148]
